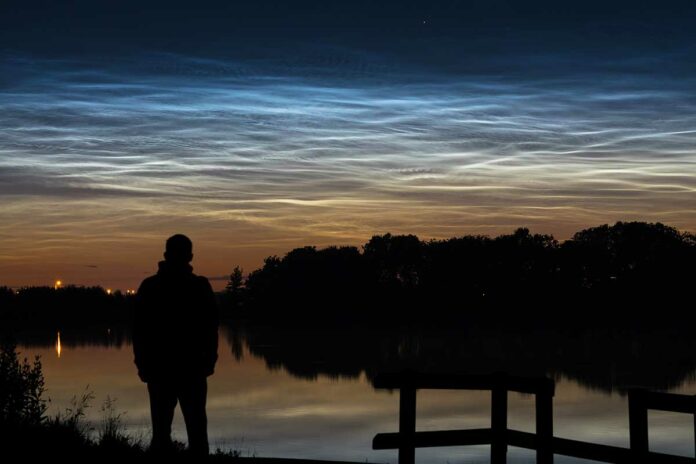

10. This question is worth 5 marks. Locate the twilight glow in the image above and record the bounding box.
[2,1,696,289]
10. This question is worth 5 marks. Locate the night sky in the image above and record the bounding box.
[2,1,696,289]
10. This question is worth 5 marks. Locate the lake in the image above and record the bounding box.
[16,325,696,463]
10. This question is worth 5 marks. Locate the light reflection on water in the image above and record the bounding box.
[17,329,696,463]
[55,331,61,358]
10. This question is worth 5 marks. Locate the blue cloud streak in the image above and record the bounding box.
[1,48,695,285]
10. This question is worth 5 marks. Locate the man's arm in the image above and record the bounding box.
[132,280,152,382]
[200,278,219,376]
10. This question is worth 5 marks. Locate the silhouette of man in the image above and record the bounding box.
[133,234,218,455]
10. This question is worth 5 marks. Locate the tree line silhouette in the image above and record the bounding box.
[2,221,694,328]
[224,221,696,326]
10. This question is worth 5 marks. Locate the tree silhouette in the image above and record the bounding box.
[225,266,244,294]
[3,221,694,328]
[232,221,695,326]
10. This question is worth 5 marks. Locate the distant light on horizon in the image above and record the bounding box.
[54,280,62,290]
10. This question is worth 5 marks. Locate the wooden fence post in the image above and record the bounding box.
[629,389,649,460]
[536,384,554,464]
[399,384,417,464]
[491,383,508,464]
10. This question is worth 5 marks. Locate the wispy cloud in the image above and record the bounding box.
[1,46,696,287]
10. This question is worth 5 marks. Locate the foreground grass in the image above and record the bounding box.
[1,391,244,462]
[2,419,371,463]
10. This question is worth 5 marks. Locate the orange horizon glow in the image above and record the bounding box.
[2,218,695,292]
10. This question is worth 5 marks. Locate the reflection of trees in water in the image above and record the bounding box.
[12,324,696,394]
[227,325,696,394]
[10,325,131,349]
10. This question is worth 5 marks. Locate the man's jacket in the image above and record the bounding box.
[133,260,219,382]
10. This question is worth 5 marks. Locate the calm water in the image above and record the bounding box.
[16,326,696,463]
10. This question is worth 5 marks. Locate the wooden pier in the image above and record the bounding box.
[372,371,696,463]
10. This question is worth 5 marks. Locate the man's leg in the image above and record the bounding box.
[147,380,178,453]
[178,376,209,455]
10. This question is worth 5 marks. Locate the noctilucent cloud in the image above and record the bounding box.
[1,1,696,289]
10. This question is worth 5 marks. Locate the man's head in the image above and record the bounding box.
[164,234,193,264]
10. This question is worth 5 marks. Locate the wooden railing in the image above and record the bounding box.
[372,371,696,464]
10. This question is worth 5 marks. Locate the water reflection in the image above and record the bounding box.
[14,323,696,394]
[55,331,61,358]
[227,325,696,394]
[12,324,696,462]
[14,325,131,349]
